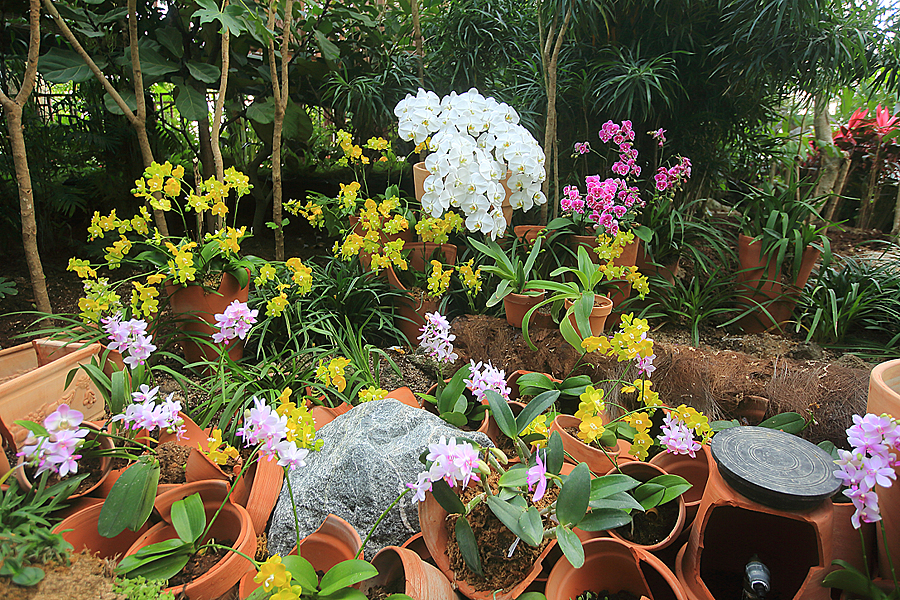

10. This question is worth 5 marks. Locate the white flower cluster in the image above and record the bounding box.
[394,88,547,239]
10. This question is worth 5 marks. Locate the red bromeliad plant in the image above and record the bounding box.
[832,105,900,229]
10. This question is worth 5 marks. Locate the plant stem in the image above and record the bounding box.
[860,526,870,580]
[202,445,259,541]
[880,519,898,592]
[285,466,301,551]
[205,543,259,569]
[355,487,410,559]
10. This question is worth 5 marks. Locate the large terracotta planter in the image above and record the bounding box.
[550,414,633,475]
[504,291,545,329]
[52,500,150,560]
[386,386,422,409]
[604,461,686,553]
[238,514,363,598]
[241,456,285,534]
[635,242,680,285]
[0,341,110,450]
[867,359,900,579]
[735,234,821,333]
[564,296,614,337]
[514,225,545,243]
[418,488,556,600]
[361,546,461,600]
[649,444,711,529]
[15,423,114,500]
[675,455,834,600]
[124,499,256,600]
[831,500,875,577]
[165,270,250,365]
[546,537,687,600]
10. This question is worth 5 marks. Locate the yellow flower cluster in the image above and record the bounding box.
[164,240,199,284]
[669,403,713,443]
[427,260,452,298]
[315,357,351,393]
[623,411,654,461]
[130,274,165,318]
[67,258,96,279]
[458,259,482,294]
[594,230,635,262]
[336,197,409,274]
[254,555,298,597]
[286,200,324,228]
[286,258,313,294]
[87,206,152,242]
[132,162,250,218]
[581,313,654,363]
[416,213,463,244]
[358,387,388,403]
[205,226,246,255]
[520,414,550,448]
[339,181,361,209]
[267,289,289,317]
[255,264,277,287]
[200,429,240,466]
[77,278,121,324]
[337,130,368,165]
[276,389,324,451]
[621,379,661,407]
[574,385,608,444]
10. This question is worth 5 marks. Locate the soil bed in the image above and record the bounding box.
[613,500,679,546]
[167,542,232,588]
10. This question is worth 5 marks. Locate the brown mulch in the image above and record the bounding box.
[0,550,124,600]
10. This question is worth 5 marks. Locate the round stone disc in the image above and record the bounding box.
[710,426,840,510]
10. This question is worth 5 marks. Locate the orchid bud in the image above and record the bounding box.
[476,460,491,476]
[489,447,509,465]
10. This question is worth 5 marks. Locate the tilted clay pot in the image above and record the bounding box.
[649,444,711,529]
[564,296,614,336]
[546,537,687,600]
[360,546,461,600]
[503,291,546,329]
[53,499,149,560]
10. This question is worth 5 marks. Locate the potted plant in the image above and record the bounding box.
[733,178,831,333]
[523,243,649,349]
[395,88,547,240]
[470,236,544,327]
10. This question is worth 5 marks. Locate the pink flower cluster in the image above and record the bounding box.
[103,314,156,368]
[598,120,640,178]
[18,404,89,477]
[213,300,259,344]
[464,360,510,403]
[658,413,701,458]
[112,391,186,439]
[419,312,458,363]
[653,157,692,192]
[834,413,900,528]
[236,397,309,470]
[407,436,482,503]
[650,128,666,146]
[574,142,591,155]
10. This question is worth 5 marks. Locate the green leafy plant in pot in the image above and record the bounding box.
[470,236,544,327]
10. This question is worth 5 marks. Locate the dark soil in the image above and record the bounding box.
[25,452,105,496]
[0,550,124,600]
[576,591,640,600]
[157,441,190,484]
[167,543,232,588]
[366,578,405,600]
[613,500,680,546]
[447,472,549,594]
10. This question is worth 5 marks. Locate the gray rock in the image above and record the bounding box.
[267,399,493,558]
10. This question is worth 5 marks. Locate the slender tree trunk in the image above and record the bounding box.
[268,0,294,261]
[858,144,883,230]
[43,0,169,235]
[892,185,900,239]
[812,95,845,208]
[824,159,852,224]
[211,20,230,230]
[410,0,424,86]
[539,2,572,224]
[0,0,52,314]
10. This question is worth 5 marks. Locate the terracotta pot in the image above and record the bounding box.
[418,487,556,600]
[564,296,614,337]
[414,162,514,230]
[154,479,231,524]
[239,514,363,598]
[158,411,207,448]
[385,386,422,408]
[311,402,354,431]
[504,291,546,329]
[0,342,110,450]
[735,234,821,333]
[635,242,680,285]
[546,537,688,600]
[830,500,875,577]
[361,546,461,600]
[732,394,769,424]
[386,263,440,347]
[604,461,686,552]
[649,445,711,529]
[550,414,633,475]
[16,423,114,500]
[514,225,546,243]
[675,456,834,600]
[867,359,900,579]
[165,270,250,365]
[52,500,150,560]
[401,532,434,564]
[239,456,284,534]
[124,499,256,600]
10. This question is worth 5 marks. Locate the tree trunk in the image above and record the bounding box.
[43,0,169,236]
[892,184,900,239]
[811,95,846,219]
[211,23,230,231]
[268,0,294,261]
[539,2,572,224]
[824,159,852,224]
[410,0,424,86]
[858,144,883,230]
[0,0,52,314]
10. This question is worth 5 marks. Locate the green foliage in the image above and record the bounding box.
[469,236,543,305]
[795,253,900,353]
[424,363,487,429]
[0,277,19,299]
[0,475,86,586]
[112,576,176,600]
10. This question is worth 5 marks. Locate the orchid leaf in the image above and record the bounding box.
[555,525,584,568]
[455,517,483,576]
